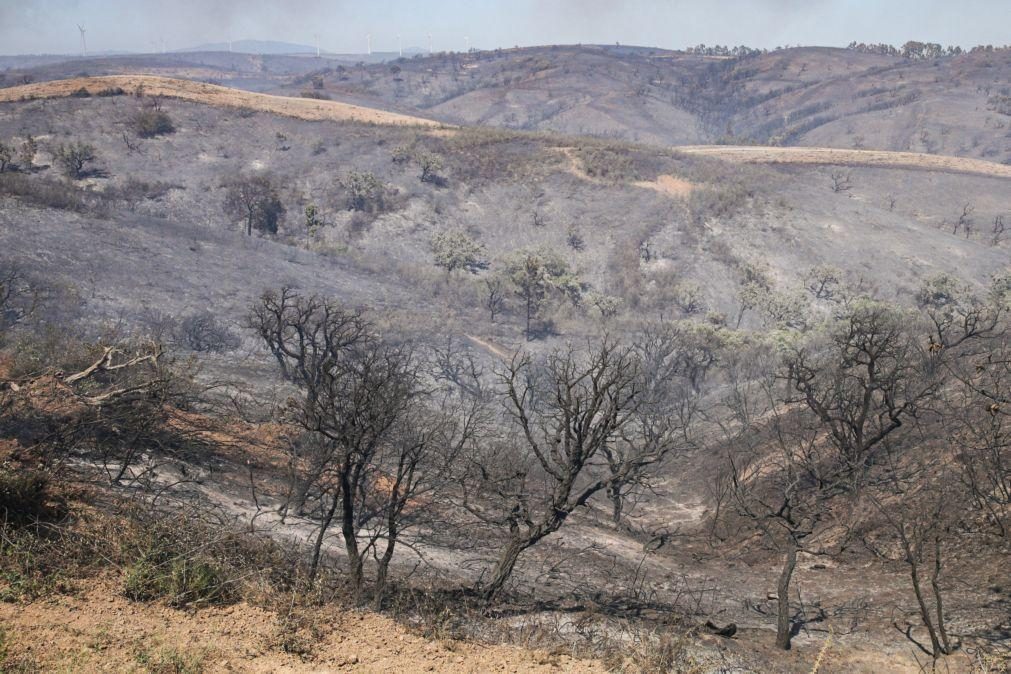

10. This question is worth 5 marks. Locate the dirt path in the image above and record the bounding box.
[0,75,445,127]
[677,144,1011,179]
[554,147,696,198]
[464,334,512,360]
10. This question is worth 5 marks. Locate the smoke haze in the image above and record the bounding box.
[1,0,1008,55]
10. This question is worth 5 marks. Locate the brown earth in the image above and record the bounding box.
[0,580,603,673]
[677,145,1011,179]
[0,76,445,128]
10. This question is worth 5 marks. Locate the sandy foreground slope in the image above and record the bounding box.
[0,580,603,673]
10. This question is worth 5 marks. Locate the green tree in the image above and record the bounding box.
[504,248,580,340]
[222,174,286,236]
[430,229,487,274]
[132,108,175,138]
[0,141,12,173]
[55,141,97,179]
[417,151,444,184]
[304,204,322,239]
[342,171,384,212]
[18,135,37,171]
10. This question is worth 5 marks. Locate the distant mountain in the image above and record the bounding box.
[176,40,318,55]
[319,44,1011,163]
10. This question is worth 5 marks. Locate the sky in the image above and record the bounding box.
[1,0,1009,56]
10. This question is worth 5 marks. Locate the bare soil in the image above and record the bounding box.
[0,579,603,673]
[678,145,1011,179]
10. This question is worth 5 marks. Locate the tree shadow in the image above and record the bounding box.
[893,620,934,656]
[789,606,827,638]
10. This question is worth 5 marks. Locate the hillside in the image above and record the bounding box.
[1,90,1007,332]
[1,69,1009,673]
[0,51,359,93]
[281,45,1011,162]
[8,45,1011,164]
[0,75,443,126]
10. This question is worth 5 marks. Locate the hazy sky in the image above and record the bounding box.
[2,0,1009,56]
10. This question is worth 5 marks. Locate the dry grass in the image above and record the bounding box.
[678,145,1011,179]
[0,75,446,128]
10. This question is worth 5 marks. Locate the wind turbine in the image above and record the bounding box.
[397,33,402,58]
[428,33,433,55]
[77,24,87,57]
[314,33,320,58]
[366,33,371,55]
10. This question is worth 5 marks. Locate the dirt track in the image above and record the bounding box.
[677,144,1011,179]
[0,75,444,127]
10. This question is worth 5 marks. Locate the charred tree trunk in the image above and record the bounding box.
[482,538,531,602]
[309,494,340,581]
[607,483,623,526]
[373,480,404,609]
[373,533,396,610]
[930,536,952,655]
[340,468,364,594]
[775,538,798,650]
[906,540,944,658]
[524,291,533,342]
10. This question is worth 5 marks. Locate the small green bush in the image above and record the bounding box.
[55,141,98,179]
[132,109,175,138]
[0,469,53,525]
[0,173,92,212]
[124,547,230,607]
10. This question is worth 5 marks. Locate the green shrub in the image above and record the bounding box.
[0,173,93,212]
[132,109,175,138]
[430,229,487,274]
[124,547,231,608]
[341,170,400,215]
[0,469,53,525]
[0,142,12,173]
[55,141,98,179]
[574,146,638,182]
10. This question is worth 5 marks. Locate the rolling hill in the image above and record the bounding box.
[1,51,1009,673]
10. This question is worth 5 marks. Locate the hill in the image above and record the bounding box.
[178,39,320,55]
[0,75,442,126]
[281,45,1011,162]
[1,89,1008,331]
[8,45,1010,164]
[1,68,1009,673]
